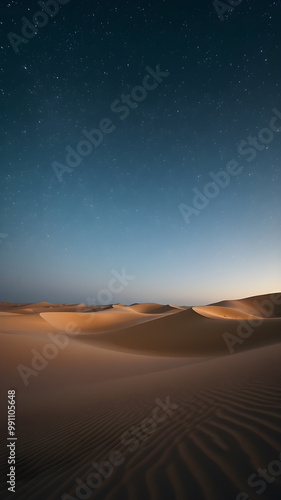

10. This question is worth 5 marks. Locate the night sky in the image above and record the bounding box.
[1,0,281,305]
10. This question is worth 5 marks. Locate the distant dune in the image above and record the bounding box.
[211,293,281,317]
[128,303,180,314]
[0,292,281,500]
[192,305,262,319]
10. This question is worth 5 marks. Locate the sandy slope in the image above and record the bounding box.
[0,293,281,500]
[192,305,262,319]
[211,293,281,318]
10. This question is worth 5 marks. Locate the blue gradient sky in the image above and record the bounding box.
[1,0,280,305]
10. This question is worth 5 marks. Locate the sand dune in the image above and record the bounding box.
[192,305,262,319]
[0,292,281,500]
[211,292,281,318]
[128,303,180,314]
[40,305,180,335]
[36,294,281,357]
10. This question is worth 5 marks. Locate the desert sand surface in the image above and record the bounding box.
[0,293,281,500]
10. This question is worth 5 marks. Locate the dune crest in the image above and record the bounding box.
[192,305,263,319]
[128,303,178,314]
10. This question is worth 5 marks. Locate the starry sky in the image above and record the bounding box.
[0,0,281,305]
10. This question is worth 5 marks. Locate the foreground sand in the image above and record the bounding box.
[0,293,281,500]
